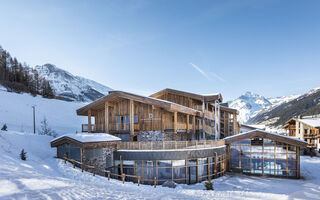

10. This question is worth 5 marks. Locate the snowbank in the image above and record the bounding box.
[0,90,87,135]
[0,130,319,199]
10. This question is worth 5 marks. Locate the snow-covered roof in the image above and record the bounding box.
[225,129,307,147]
[298,118,320,128]
[51,133,121,145]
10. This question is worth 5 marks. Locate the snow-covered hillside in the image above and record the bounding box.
[0,89,87,134]
[35,64,112,102]
[0,130,319,200]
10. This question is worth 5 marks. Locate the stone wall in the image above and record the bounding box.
[138,131,202,141]
[83,146,116,172]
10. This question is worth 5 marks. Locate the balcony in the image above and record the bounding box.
[304,134,318,139]
[81,124,96,132]
[118,139,225,150]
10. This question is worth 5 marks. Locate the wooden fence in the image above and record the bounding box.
[62,156,158,187]
[118,139,225,150]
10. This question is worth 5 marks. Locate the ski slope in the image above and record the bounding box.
[0,89,87,135]
[0,130,320,200]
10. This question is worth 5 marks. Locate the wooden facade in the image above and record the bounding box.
[284,118,320,151]
[77,89,239,141]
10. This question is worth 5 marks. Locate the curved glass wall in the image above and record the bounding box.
[111,154,226,185]
[230,137,299,178]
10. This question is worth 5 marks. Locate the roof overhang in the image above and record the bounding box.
[150,88,223,103]
[77,91,201,116]
[224,130,308,148]
[50,134,121,148]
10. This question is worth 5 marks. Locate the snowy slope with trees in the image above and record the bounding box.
[0,89,87,134]
[0,130,319,200]
[0,45,112,102]
[35,64,112,102]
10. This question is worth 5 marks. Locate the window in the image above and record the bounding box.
[189,115,193,124]
[251,138,263,146]
[134,115,138,123]
[305,129,308,134]
[149,113,153,119]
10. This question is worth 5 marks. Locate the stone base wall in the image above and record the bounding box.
[138,131,207,141]
[83,146,116,172]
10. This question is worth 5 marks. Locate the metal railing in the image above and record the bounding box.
[118,140,225,150]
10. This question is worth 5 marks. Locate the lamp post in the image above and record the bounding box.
[32,105,36,134]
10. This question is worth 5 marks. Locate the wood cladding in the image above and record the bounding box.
[79,89,239,138]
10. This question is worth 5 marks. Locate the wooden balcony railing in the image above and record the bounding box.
[82,124,96,132]
[304,134,318,138]
[204,111,215,119]
[118,140,225,150]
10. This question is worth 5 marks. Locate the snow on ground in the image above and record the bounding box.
[1,131,320,200]
[0,90,87,135]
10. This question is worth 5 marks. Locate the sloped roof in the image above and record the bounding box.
[150,88,223,102]
[224,130,307,147]
[77,91,201,116]
[51,133,121,148]
[284,118,320,128]
[298,118,320,128]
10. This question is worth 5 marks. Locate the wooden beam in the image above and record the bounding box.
[193,115,196,133]
[186,114,190,133]
[130,100,134,136]
[233,113,237,135]
[174,112,177,134]
[297,147,300,179]
[88,109,92,133]
[105,101,109,133]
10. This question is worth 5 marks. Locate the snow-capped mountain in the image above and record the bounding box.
[229,91,302,124]
[229,92,272,123]
[35,64,112,102]
[248,86,320,127]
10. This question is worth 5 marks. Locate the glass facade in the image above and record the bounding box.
[230,137,299,178]
[111,154,226,185]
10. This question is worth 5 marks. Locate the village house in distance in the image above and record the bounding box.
[51,88,307,185]
[284,116,320,152]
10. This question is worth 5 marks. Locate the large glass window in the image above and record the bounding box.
[230,137,298,178]
[112,153,227,185]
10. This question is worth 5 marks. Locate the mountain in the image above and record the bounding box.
[0,45,112,102]
[248,87,320,127]
[229,92,272,123]
[35,64,112,102]
[229,92,300,124]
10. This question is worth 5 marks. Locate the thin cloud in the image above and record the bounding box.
[190,63,210,80]
[189,62,226,82]
[210,72,226,82]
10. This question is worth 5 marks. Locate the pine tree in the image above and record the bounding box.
[20,149,27,161]
[1,124,7,131]
[204,178,214,190]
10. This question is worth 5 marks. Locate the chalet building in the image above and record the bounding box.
[76,89,239,142]
[284,117,320,152]
[51,89,307,185]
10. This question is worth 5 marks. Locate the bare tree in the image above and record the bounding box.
[39,117,57,137]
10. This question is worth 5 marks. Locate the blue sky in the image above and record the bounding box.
[1,0,320,101]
